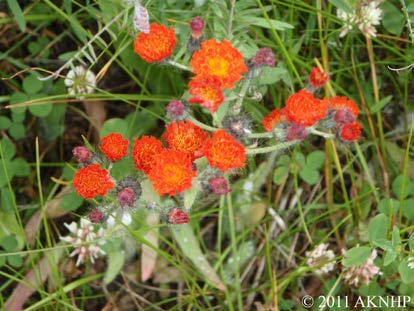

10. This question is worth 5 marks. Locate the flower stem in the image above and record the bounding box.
[165,59,192,72]
[308,128,335,139]
[232,77,251,114]
[248,132,274,139]
[187,115,217,132]
[246,140,299,155]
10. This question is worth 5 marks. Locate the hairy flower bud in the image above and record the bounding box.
[209,177,232,195]
[116,177,142,207]
[222,115,252,141]
[72,146,93,163]
[89,210,103,223]
[187,17,205,53]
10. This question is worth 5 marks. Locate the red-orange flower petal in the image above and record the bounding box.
[190,39,247,89]
[148,149,196,196]
[133,23,176,63]
[328,96,359,118]
[203,129,246,172]
[339,121,362,142]
[309,67,329,88]
[188,76,224,113]
[132,136,164,174]
[162,120,208,159]
[73,164,114,199]
[262,108,287,132]
[99,132,129,162]
[285,90,328,127]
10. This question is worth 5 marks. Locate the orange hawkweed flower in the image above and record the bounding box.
[188,76,224,113]
[190,39,247,89]
[163,120,208,159]
[132,136,164,174]
[133,24,176,63]
[203,129,246,172]
[148,150,196,196]
[339,121,362,142]
[73,164,114,199]
[328,96,359,118]
[285,90,328,127]
[99,133,129,162]
[262,108,287,132]
[309,67,329,88]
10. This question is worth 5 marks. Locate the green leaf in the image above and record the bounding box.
[378,198,400,214]
[9,93,28,114]
[381,2,404,36]
[10,158,30,177]
[1,188,15,213]
[0,138,16,161]
[171,224,225,290]
[392,174,413,199]
[383,248,396,266]
[238,17,294,31]
[273,166,289,185]
[104,241,125,284]
[342,246,372,267]
[60,192,84,211]
[399,258,414,284]
[392,226,401,246]
[258,66,289,85]
[294,152,306,166]
[100,118,129,137]
[28,94,53,117]
[409,235,414,251]
[7,0,26,32]
[0,117,12,130]
[403,198,414,220]
[369,95,393,114]
[299,166,319,185]
[23,75,43,95]
[368,213,388,244]
[8,123,26,140]
[7,254,23,267]
[0,234,18,251]
[306,151,325,170]
[329,0,353,14]
[184,182,199,210]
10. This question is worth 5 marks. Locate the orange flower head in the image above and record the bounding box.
[285,90,328,127]
[339,121,362,142]
[203,129,246,172]
[132,136,164,174]
[328,96,359,118]
[133,23,176,63]
[162,120,208,159]
[148,149,197,196]
[73,164,114,199]
[190,39,247,89]
[99,132,129,162]
[262,108,287,132]
[188,76,224,113]
[309,67,329,88]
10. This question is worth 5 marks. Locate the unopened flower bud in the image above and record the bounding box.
[187,17,205,53]
[89,210,103,223]
[222,115,252,141]
[190,17,204,38]
[209,177,232,195]
[333,108,356,125]
[72,146,93,163]
[116,177,142,208]
[168,208,190,224]
[287,122,308,141]
[166,99,187,120]
[249,48,276,68]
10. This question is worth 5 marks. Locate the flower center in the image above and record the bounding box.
[208,57,229,76]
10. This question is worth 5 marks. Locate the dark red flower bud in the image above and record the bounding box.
[117,188,135,208]
[166,99,185,119]
[251,48,276,68]
[190,17,204,39]
[72,146,92,163]
[209,177,232,195]
[333,109,356,125]
[168,208,190,224]
[286,122,308,141]
[89,210,103,223]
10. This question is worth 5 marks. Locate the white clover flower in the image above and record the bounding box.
[60,218,105,266]
[337,1,383,38]
[342,249,381,287]
[408,257,414,269]
[133,3,150,33]
[64,65,97,98]
[306,243,336,275]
